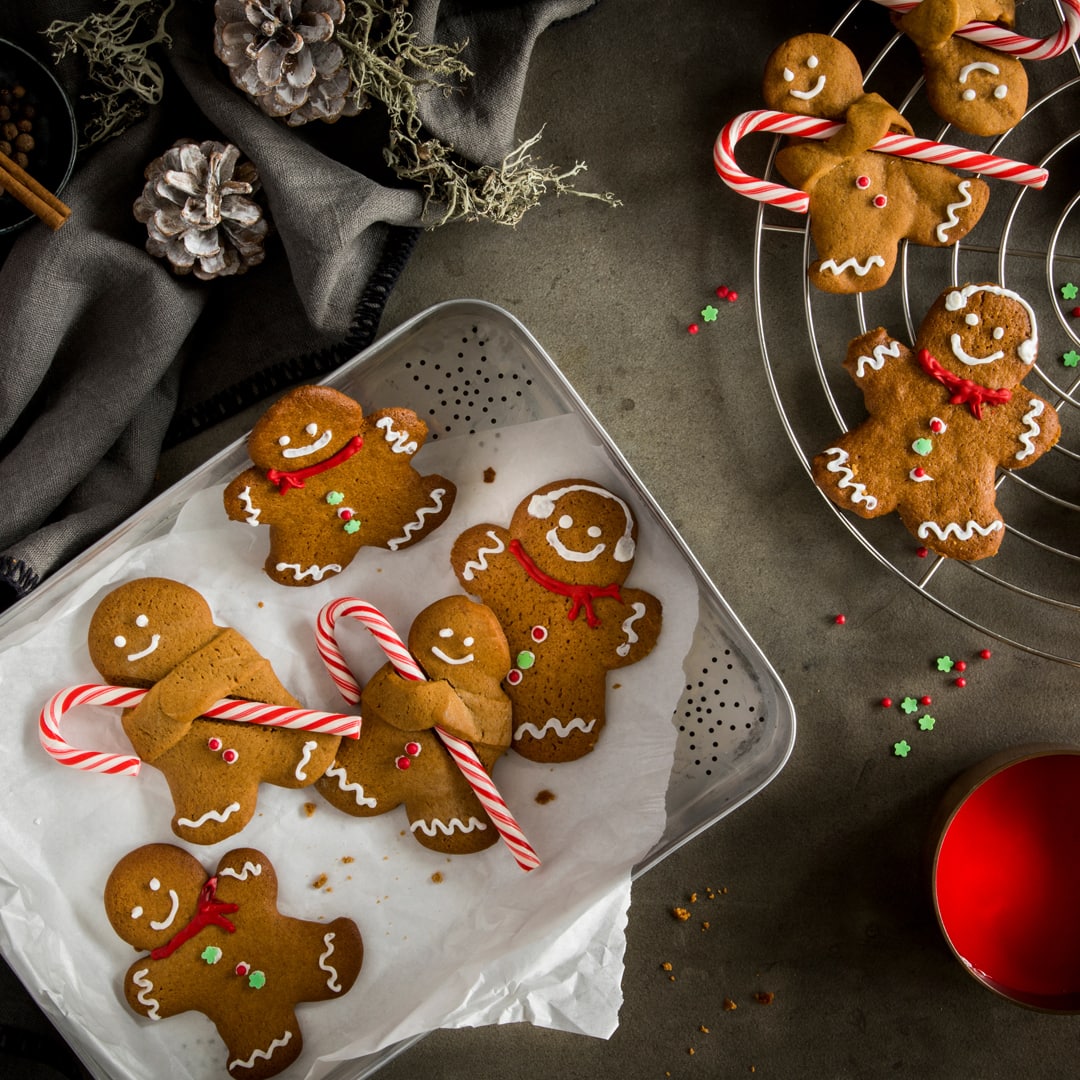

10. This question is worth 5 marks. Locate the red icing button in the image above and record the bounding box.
[235,962,250,976]
[404,741,421,757]
[856,175,870,189]
[338,508,353,521]
[208,737,223,752]
[531,625,548,643]
[395,755,412,770]
[506,669,523,686]
[913,467,926,478]
[930,419,945,433]
[222,748,239,765]
[873,194,887,208]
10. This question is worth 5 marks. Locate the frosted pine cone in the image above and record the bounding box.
[133,139,270,280]
[213,0,360,126]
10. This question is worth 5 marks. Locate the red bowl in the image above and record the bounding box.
[931,745,1080,1011]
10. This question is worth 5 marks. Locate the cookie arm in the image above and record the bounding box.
[451,524,516,598]
[362,666,480,744]
[609,589,663,669]
[364,407,428,460]
[223,468,280,526]
[842,328,911,410]
[998,392,1061,470]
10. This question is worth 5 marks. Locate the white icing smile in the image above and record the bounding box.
[281,427,333,459]
[149,889,179,931]
[789,74,826,100]
[547,515,606,563]
[949,333,1003,366]
[431,633,475,666]
[125,634,160,662]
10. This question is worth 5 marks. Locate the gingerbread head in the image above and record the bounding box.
[224,385,457,586]
[315,596,513,855]
[105,844,363,1080]
[811,282,1060,559]
[451,479,663,762]
[894,0,1027,135]
[762,32,868,120]
[87,578,340,844]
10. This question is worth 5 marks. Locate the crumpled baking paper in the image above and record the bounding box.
[0,412,697,1079]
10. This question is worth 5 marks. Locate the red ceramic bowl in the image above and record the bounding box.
[931,745,1080,1011]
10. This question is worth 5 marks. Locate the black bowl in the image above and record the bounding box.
[0,37,77,235]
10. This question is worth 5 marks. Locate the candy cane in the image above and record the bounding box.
[316,598,540,872]
[870,0,1080,59]
[713,108,1048,210]
[39,683,361,777]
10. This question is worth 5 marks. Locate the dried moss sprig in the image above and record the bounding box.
[43,0,176,147]
[337,0,619,226]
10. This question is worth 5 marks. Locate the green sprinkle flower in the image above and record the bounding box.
[936,656,953,672]
[918,715,936,731]
[1061,283,1079,301]
[900,697,918,714]
[893,739,911,758]
[343,519,361,534]
[326,491,345,506]
[1063,350,1080,369]
[201,945,222,965]
[516,650,535,670]
[248,970,266,990]
[701,305,719,322]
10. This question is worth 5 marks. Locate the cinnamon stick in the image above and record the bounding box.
[0,149,70,230]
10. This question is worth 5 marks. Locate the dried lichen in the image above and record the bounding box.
[43,0,175,147]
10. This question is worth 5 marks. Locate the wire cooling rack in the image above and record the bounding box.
[749,0,1080,664]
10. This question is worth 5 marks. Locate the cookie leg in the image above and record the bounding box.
[512,713,604,762]
[263,552,345,587]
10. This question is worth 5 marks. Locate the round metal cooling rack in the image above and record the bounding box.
[751,0,1080,665]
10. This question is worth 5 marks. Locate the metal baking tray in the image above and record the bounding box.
[0,299,795,1077]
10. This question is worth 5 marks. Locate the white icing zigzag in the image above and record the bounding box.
[275,562,342,582]
[514,717,597,741]
[1015,398,1045,461]
[917,520,1003,542]
[132,969,160,1020]
[386,488,446,551]
[238,486,260,526]
[376,415,418,454]
[822,447,878,511]
[936,179,973,243]
[410,816,488,837]
[854,340,902,378]
[320,932,342,992]
[819,255,885,277]
[325,762,377,808]
[461,530,505,581]
[177,802,241,829]
[616,602,646,658]
[230,1029,293,1072]
[219,860,262,882]
[294,740,318,781]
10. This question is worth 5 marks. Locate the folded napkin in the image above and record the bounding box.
[0,0,596,608]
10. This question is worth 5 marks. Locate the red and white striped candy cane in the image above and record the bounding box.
[713,108,1048,210]
[870,0,1080,60]
[39,683,361,777]
[316,597,541,871]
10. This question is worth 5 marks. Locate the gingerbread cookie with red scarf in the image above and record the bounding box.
[224,386,456,586]
[450,479,662,762]
[87,578,340,844]
[811,282,1060,560]
[104,844,363,1080]
[315,595,513,853]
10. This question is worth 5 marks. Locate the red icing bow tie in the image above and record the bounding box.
[149,876,239,960]
[266,434,363,493]
[509,539,622,628]
[917,349,1012,419]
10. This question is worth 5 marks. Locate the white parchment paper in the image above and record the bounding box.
[0,413,697,1079]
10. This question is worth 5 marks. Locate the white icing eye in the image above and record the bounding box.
[783,67,794,82]
[113,635,126,648]
[277,435,290,446]
[962,89,976,101]
[558,515,573,529]
[993,327,1005,340]
[994,84,1008,99]
[965,313,979,326]
[149,878,160,891]
[807,55,819,68]
[131,906,143,920]
[438,628,454,638]
[305,423,318,435]
[463,637,475,647]
[135,614,149,628]
[587,526,603,538]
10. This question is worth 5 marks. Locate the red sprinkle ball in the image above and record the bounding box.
[688,323,700,335]
[954,677,967,688]
[834,613,846,625]
[916,546,929,558]
[880,697,893,708]
[954,660,967,672]
[979,648,992,660]
[920,695,932,706]
[716,285,729,298]
[727,290,738,302]
[1073,307,1080,318]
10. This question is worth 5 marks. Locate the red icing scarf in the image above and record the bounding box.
[266,434,363,493]
[509,539,622,628]
[917,349,1012,420]
[149,876,239,960]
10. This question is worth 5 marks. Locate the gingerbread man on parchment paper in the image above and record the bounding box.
[104,843,363,1080]
[812,282,1060,560]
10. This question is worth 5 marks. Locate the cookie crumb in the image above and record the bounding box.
[312,873,328,889]
[701,921,711,931]
[689,892,698,903]
[753,991,775,1005]
[699,1025,710,1034]
[483,467,496,483]
[688,1047,695,1056]
[535,789,557,805]
[672,907,691,921]
[722,998,737,1011]
[303,802,317,817]
[661,962,673,971]
[431,872,444,884]
[341,856,354,864]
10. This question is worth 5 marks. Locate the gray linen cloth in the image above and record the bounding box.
[0,0,593,610]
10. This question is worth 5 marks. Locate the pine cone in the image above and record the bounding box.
[133,139,270,280]
[213,0,360,126]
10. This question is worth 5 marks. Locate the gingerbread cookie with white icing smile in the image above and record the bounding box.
[451,479,662,762]
[811,282,1060,559]
[224,385,456,586]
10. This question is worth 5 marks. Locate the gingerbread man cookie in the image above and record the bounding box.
[316,596,512,854]
[812,282,1060,559]
[224,385,456,586]
[762,33,989,293]
[450,479,662,762]
[87,578,340,843]
[105,844,363,1080]
[893,0,1026,135]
